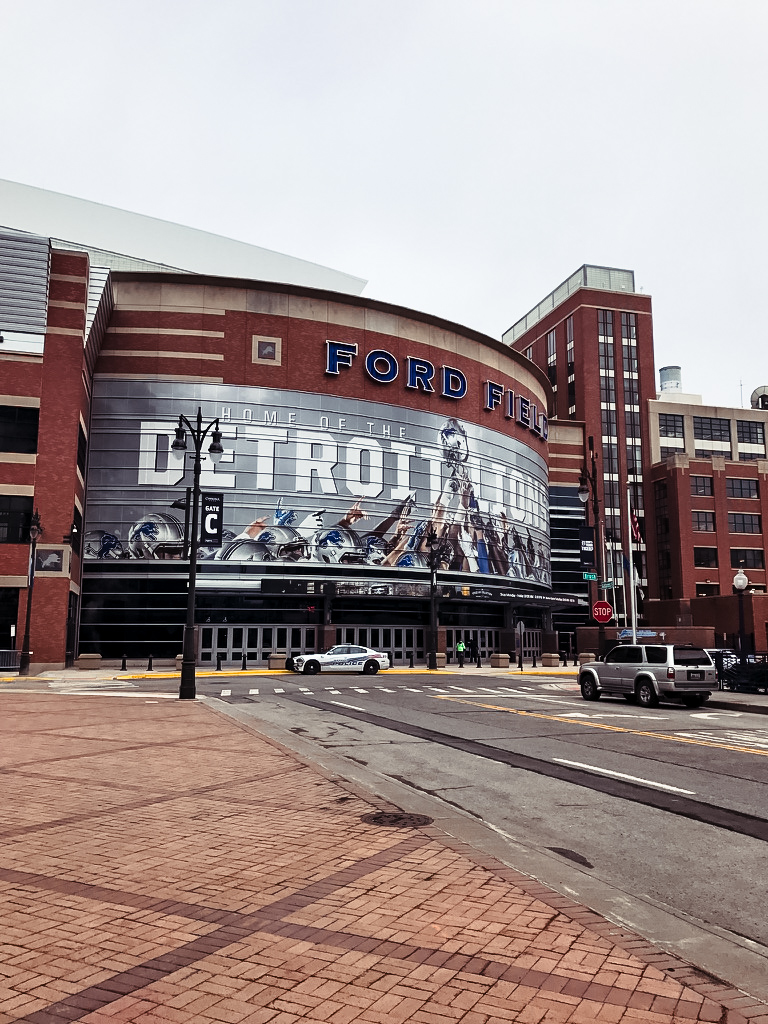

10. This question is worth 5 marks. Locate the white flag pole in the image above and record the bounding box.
[626,482,637,643]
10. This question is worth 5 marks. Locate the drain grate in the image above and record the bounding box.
[360,812,434,828]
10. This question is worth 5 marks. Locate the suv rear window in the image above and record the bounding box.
[645,646,668,664]
[673,646,712,666]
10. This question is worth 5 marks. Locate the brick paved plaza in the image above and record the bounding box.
[0,692,765,1024]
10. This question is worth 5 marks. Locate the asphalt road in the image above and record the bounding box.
[26,666,768,990]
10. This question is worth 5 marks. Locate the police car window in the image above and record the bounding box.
[645,646,668,664]
[328,646,346,655]
[349,646,366,654]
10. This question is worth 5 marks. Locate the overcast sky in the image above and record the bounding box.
[2,0,766,408]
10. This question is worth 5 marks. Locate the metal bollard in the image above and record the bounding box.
[409,653,414,668]
[216,653,222,671]
[121,654,127,671]
[476,653,482,668]
[532,652,537,668]
[147,653,153,672]
[241,653,247,671]
[518,650,523,671]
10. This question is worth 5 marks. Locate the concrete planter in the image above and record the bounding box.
[540,653,560,668]
[268,653,290,670]
[490,653,510,668]
[75,654,102,670]
[578,652,596,665]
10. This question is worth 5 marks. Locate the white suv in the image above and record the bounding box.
[579,644,716,708]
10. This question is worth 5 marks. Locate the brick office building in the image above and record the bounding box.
[503,266,656,632]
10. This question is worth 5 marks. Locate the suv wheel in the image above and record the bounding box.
[362,660,379,675]
[580,675,600,701]
[303,660,320,675]
[636,679,659,708]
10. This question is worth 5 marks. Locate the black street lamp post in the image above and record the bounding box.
[733,567,749,669]
[18,509,43,676]
[171,409,224,700]
[425,528,446,671]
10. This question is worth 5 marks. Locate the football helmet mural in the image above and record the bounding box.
[127,513,184,559]
[313,527,363,563]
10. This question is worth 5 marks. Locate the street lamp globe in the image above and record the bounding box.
[577,477,589,504]
[733,569,749,592]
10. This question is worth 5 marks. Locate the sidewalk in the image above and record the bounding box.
[1,692,766,1024]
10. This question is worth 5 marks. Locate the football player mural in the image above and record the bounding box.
[85,415,550,586]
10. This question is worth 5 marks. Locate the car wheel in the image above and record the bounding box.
[580,675,600,701]
[303,660,320,675]
[636,679,659,708]
[362,660,379,675]
[682,694,705,708]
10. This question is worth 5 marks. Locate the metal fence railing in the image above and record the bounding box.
[0,649,20,670]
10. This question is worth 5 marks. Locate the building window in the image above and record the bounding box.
[692,511,716,532]
[0,495,33,543]
[693,547,718,568]
[626,444,642,474]
[621,311,638,373]
[0,405,39,454]
[566,316,574,372]
[659,414,684,438]
[739,451,764,461]
[691,476,714,496]
[76,424,87,478]
[546,329,556,386]
[598,340,614,371]
[598,309,614,339]
[726,478,758,498]
[730,548,765,569]
[693,416,731,442]
[695,448,727,459]
[696,583,720,597]
[728,513,761,533]
[524,345,533,360]
[600,377,616,404]
[737,421,765,445]
[601,409,617,437]
[660,446,681,460]
[625,410,641,438]
[623,378,639,407]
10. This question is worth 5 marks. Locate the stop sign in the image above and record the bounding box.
[592,600,614,623]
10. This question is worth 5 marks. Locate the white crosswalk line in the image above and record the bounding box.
[274,688,284,693]
[248,688,259,695]
[220,689,232,696]
[353,688,368,693]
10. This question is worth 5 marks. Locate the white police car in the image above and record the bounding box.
[293,645,390,675]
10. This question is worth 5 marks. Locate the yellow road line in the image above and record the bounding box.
[434,695,768,758]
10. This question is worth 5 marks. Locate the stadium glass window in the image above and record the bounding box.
[0,495,33,543]
[0,405,39,454]
[728,513,761,534]
[693,547,718,568]
[659,414,684,438]
[691,476,713,496]
[726,478,758,499]
[693,416,731,442]
[737,421,765,445]
[696,583,720,597]
[692,511,715,532]
[730,548,765,569]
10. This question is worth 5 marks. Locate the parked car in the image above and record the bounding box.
[579,643,716,708]
[293,645,390,675]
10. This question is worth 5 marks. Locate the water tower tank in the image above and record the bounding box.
[750,385,768,410]
[659,366,682,393]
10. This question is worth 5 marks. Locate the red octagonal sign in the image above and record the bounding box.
[592,600,614,623]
